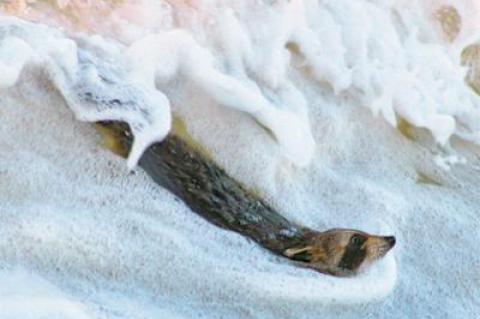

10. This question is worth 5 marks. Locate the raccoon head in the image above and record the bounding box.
[284,229,395,276]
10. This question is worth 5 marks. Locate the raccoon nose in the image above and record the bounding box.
[385,236,396,247]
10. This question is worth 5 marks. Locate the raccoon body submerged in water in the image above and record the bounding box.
[97,121,395,277]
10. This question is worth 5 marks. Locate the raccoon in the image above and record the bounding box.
[97,121,395,276]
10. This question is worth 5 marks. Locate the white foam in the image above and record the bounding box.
[0,36,33,88]
[0,1,479,318]
[0,268,93,319]
[2,1,480,166]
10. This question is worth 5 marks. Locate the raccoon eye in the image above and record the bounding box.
[351,234,362,245]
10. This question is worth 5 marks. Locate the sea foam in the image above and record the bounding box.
[0,1,479,318]
[1,1,480,168]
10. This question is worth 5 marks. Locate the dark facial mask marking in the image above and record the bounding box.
[338,235,367,271]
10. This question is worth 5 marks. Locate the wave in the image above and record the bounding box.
[0,1,479,318]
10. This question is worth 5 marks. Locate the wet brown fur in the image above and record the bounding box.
[96,121,395,276]
[285,229,395,276]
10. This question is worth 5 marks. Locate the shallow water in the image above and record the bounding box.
[0,1,479,318]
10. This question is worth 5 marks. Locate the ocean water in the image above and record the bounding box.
[0,1,479,318]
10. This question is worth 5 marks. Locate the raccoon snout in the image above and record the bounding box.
[384,236,396,248]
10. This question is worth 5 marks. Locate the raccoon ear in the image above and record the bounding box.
[284,246,313,262]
